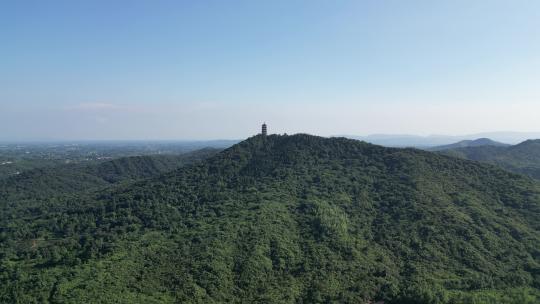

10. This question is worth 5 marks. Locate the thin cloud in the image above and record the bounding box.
[65,103,138,112]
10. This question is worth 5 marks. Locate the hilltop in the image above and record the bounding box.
[1,134,539,303]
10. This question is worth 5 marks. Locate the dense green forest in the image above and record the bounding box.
[1,135,539,303]
[0,159,65,180]
[0,148,220,201]
[438,139,540,180]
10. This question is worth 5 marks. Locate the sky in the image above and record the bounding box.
[1,0,539,140]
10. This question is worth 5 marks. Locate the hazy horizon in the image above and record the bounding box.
[2,131,540,147]
[2,1,539,140]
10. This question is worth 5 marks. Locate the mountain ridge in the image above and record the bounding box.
[438,139,540,180]
[342,132,540,147]
[428,138,509,151]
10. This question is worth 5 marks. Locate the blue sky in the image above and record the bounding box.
[1,0,539,140]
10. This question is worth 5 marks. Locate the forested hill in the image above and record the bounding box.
[428,138,509,151]
[439,139,540,179]
[87,147,219,183]
[1,134,539,303]
[0,148,220,201]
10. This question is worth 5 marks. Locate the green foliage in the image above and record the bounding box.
[0,148,220,201]
[1,134,539,303]
[439,139,540,180]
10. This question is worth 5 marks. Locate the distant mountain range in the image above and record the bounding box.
[435,139,540,180]
[428,138,509,151]
[343,132,540,147]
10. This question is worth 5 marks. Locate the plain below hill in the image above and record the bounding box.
[438,139,540,180]
[0,134,539,304]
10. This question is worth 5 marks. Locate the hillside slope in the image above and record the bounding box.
[429,138,509,151]
[0,148,220,201]
[1,135,539,303]
[440,139,540,179]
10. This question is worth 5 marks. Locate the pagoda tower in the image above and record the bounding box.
[261,123,267,136]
